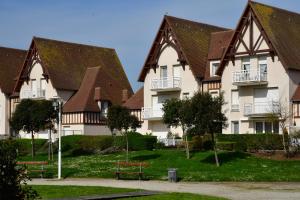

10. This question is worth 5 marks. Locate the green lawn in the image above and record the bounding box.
[19,150,300,181]
[32,185,227,200]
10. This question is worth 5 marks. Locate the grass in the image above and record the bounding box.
[18,149,300,181]
[31,185,227,200]
[31,185,136,199]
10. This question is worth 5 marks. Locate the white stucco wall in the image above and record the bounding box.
[141,45,200,138]
[222,55,290,134]
[0,90,10,136]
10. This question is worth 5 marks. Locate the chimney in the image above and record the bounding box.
[122,89,129,103]
[94,87,101,101]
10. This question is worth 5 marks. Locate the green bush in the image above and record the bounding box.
[115,131,157,151]
[191,134,213,151]
[61,135,83,152]
[0,140,39,199]
[16,139,47,156]
[216,141,236,151]
[216,134,283,152]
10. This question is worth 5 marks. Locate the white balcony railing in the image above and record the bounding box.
[142,106,164,120]
[244,101,279,116]
[232,69,267,85]
[21,88,46,99]
[231,104,239,111]
[151,77,181,91]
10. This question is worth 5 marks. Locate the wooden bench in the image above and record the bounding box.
[115,161,148,180]
[17,161,48,178]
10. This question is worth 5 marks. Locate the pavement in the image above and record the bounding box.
[29,178,300,200]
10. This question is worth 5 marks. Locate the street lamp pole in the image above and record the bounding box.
[58,100,62,179]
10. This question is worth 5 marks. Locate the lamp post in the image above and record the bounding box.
[52,97,62,179]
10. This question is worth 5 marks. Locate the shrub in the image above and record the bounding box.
[76,136,113,155]
[115,131,157,151]
[216,141,236,151]
[216,134,283,152]
[0,140,39,199]
[190,134,213,151]
[16,139,47,156]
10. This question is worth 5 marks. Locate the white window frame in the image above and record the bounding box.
[231,121,239,134]
[231,90,239,111]
[210,61,220,77]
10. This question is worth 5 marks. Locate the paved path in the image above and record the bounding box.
[30,178,300,200]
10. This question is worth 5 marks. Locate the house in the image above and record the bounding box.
[217,1,300,134]
[11,37,133,138]
[138,15,229,138]
[0,47,27,138]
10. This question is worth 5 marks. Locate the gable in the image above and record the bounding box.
[14,37,133,96]
[218,1,300,75]
[138,15,228,82]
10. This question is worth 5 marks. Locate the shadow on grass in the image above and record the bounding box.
[131,153,161,161]
[201,151,249,165]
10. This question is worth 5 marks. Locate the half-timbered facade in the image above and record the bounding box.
[138,15,228,138]
[217,1,300,134]
[12,37,133,138]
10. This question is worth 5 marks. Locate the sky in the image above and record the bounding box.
[0,0,299,91]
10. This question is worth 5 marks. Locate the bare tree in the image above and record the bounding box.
[267,101,291,155]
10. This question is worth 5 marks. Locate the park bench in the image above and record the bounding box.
[115,161,148,180]
[17,161,48,178]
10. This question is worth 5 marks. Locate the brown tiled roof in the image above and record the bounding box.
[15,37,132,93]
[250,1,300,70]
[204,30,234,80]
[0,47,26,94]
[63,66,132,112]
[292,85,300,101]
[208,30,234,60]
[218,1,300,75]
[138,15,228,82]
[123,87,143,110]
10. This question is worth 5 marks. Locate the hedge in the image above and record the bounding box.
[16,139,48,155]
[115,132,157,151]
[216,134,283,151]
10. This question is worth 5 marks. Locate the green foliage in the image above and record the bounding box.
[107,105,140,133]
[190,92,227,135]
[0,140,39,200]
[115,132,157,151]
[16,139,47,156]
[191,135,213,151]
[11,99,56,133]
[162,98,193,133]
[216,134,284,151]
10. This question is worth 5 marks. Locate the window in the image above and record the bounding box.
[231,121,239,134]
[40,79,46,97]
[210,91,218,98]
[255,121,279,134]
[183,92,189,99]
[231,90,239,111]
[255,122,264,133]
[31,79,37,97]
[160,66,167,79]
[173,65,181,78]
[242,57,250,71]
[211,62,219,76]
[258,56,267,80]
[101,101,109,117]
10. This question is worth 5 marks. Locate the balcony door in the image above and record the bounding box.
[160,66,168,88]
[254,88,279,114]
[173,65,181,87]
[31,79,37,97]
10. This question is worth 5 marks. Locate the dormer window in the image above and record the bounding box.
[210,62,220,76]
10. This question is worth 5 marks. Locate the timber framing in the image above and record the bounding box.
[138,16,186,81]
[13,40,50,93]
[217,2,276,75]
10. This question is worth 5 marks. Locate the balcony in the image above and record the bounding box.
[151,77,181,92]
[142,106,163,120]
[244,101,279,117]
[232,70,267,86]
[21,88,46,99]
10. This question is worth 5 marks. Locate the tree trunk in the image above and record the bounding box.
[126,132,129,162]
[48,129,51,160]
[211,133,219,167]
[185,135,190,159]
[31,131,35,158]
[281,125,288,157]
